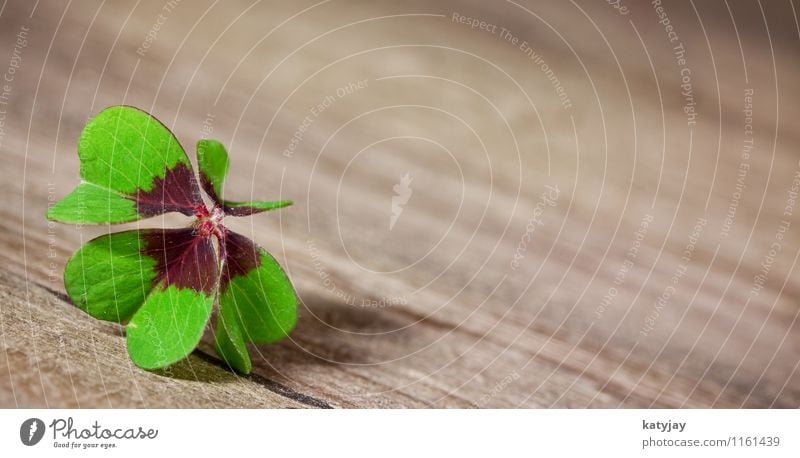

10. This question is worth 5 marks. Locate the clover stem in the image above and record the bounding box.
[193,203,210,218]
[194,203,226,239]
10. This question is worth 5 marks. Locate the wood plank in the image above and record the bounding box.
[0,270,313,407]
[0,0,798,407]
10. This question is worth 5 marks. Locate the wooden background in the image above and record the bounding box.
[1,0,799,408]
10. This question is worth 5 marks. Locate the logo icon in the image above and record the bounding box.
[20,418,45,446]
[390,172,413,230]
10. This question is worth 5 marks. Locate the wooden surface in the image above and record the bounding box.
[1,0,799,408]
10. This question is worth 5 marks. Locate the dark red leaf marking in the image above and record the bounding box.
[136,162,203,217]
[142,228,218,294]
[219,231,262,292]
[222,205,266,217]
[199,172,223,206]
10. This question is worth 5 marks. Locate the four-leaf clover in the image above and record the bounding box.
[47,105,297,374]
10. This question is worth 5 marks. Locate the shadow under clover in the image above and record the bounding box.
[149,351,239,383]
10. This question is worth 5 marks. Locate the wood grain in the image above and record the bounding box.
[1,0,799,407]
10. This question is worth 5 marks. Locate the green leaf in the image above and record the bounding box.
[195,138,292,216]
[47,183,139,224]
[214,297,252,374]
[50,105,300,374]
[197,139,229,203]
[77,106,188,194]
[126,285,215,369]
[63,228,218,370]
[47,106,202,224]
[222,199,293,216]
[214,232,297,373]
[64,230,156,322]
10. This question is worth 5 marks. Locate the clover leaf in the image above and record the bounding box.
[47,106,298,374]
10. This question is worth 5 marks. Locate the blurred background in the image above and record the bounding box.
[0,0,798,407]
